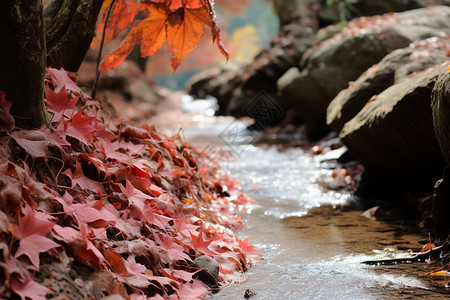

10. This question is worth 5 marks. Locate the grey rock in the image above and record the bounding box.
[339,62,449,172]
[185,67,223,99]
[327,38,450,132]
[278,6,450,136]
[194,255,219,289]
[431,71,450,165]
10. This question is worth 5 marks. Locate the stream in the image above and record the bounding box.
[160,97,449,300]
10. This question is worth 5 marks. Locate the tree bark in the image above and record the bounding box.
[45,0,104,72]
[0,1,50,129]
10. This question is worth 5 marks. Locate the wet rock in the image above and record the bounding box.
[339,62,449,173]
[193,255,219,289]
[431,71,450,241]
[244,288,258,299]
[431,71,450,165]
[327,38,450,133]
[186,10,318,119]
[433,168,450,242]
[185,67,223,99]
[278,6,450,137]
[317,0,426,26]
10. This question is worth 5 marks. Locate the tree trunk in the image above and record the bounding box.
[0,1,50,129]
[45,0,104,72]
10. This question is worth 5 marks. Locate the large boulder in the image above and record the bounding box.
[186,10,319,118]
[431,71,450,240]
[339,62,449,173]
[317,0,425,26]
[185,67,223,99]
[432,71,450,165]
[278,6,450,137]
[327,38,450,133]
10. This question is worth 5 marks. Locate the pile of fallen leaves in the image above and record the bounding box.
[0,68,259,299]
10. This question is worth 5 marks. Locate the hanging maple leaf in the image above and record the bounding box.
[99,1,229,72]
[13,205,60,268]
[94,0,146,47]
[151,0,204,10]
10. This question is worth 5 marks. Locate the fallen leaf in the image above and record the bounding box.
[64,111,96,145]
[11,274,50,300]
[46,67,81,95]
[13,205,60,268]
[11,130,61,158]
[189,231,218,256]
[45,85,78,122]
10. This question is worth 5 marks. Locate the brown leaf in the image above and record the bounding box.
[102,247,128,275]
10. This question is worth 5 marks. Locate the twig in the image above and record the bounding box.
[362,241,450,266]
[91,0,117,99]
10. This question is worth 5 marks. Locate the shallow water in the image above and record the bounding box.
[163,97,450,300]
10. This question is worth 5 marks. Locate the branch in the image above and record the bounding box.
[91,0,117,99]
[362,241,450,266]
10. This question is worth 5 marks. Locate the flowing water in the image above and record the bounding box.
[161,97,449,300]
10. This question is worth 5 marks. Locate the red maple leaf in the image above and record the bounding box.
[11,273,50,300]
[189,231,218,256]
[46,67,82,95]
[124,254,147,276]
[53,224,106,267]
[236,236,261,256]
[95,0,146,47]
[176,214,199,238]
[154,232,191,261]
[11,130,62,158]
[94,139,130,161]
[39,125,71,146]
[144,208,172,229]
[64,111,96,145]
[62,162,104,193]
[177,279,209,300]
[13,205,60,268]
[67,202,115,228]
[119,180,151,218]
[45,84,78,122]
[113,140,146,157]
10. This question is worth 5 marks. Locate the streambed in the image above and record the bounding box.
[160,97,449,300]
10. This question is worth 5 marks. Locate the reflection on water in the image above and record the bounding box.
[168,98,445,299]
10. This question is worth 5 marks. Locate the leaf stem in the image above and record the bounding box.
[91,0,117,99]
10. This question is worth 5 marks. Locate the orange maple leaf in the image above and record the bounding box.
[99,1,228,72]
[166,7,210,71]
